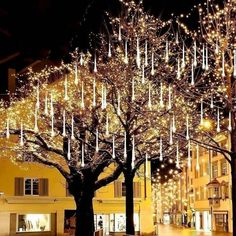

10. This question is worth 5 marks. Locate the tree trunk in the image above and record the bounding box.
[231,156,236,235]
[125,173,135,235]
[74,192,95,236]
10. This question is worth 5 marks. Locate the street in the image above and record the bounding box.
[156,224,232,236]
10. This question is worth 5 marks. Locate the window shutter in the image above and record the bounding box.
[114,181,122,197]
[15,177,24,196]
[133,182,141,198]
[39,178,49,196]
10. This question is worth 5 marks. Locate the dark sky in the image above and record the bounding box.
[0,0,201,61]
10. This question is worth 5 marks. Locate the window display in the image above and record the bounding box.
[18,214,50,232]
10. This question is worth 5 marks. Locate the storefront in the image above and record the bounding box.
[213,212,228,232]
[195,211,211,232]
[64,210,140,235]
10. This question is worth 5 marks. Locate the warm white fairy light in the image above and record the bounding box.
[64,75,68,100]
[81,142,85,167]
[112,135,115,159]
[71,114,75,140]
[176,142,180,168]
[151,51,155,75]
[6,119,10,139]
[75,64,78,85]
[62,110,66,137]
[34,105,39,133]
[81,81,85,109]
[200,99,203,125]
[148,82,152,109]
[117,91,121,115]
[124,40,128,64]
[168,85,172,110]
[136,37,141,68]
[44,92,48,115]
[96,128,99,152]
[186,115,189,140]
[124,132,127,159]
[165,40,169,63]
[228,111,232,132]
[20,122,24,146]
[132,136,135,169]
[196,144,199,171]
[159,137,163,161]
[67,139,71,160]
[191,61,195,86]
[145,40,148,66]
[217,108,220,132]
[193,41,197,67]
[222,52,225,77]
[93,78,96,107]
[108,41,112,58]
[106,114,109,136]
[94,55,97,73]
[187,140,191,168]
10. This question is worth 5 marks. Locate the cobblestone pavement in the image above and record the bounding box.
[156,224,232,236]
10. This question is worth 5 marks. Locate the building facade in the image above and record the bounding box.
[0,157,154,235]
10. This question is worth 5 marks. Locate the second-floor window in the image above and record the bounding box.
[24,178,39,195]
[221,159,227,176]
[122,182,126,197]
[212,161,218,179]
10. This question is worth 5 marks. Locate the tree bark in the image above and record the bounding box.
[74,191,95,236]
[231,156,236,235]
[125,173,135,235]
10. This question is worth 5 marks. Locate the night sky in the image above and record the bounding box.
[0,0,202,60]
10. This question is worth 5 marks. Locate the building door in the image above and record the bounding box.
[215,214,228,232]
[200,213,203,229]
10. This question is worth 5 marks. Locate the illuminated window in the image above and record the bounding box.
[18,214,50,232]
[212,161,218,179]
[221,159,227,176]
[24,178,39,195]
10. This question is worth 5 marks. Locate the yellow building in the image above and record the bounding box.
[0,157,154,235]
[181,138,232,233]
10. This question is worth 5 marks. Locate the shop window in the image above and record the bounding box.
[212,161,218,179]
[17,214,50,232]
[221,159,227,176]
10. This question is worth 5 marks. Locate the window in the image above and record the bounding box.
[212,161,218,179]
[122,182,126,197]
[200,186,204,200]
[18,214,50,232]
[214,187,220,198]
[24,178,39,195]
[195,188,199,201]
[15,178,48,196]
[221,159,227,176]
[199,164,204,177]
[212,150,218,157]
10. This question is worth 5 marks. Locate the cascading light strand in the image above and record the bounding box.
[64,75,68,100]
[117,91,121,115]
[136,37,141,68]
[234,49,236,78]
[106,114,109,136]
[96,128,99,152]
[145,40,148,66]
[93,78,96,107]
[205,44,209,70]
[187,140,191,168]
[181,43,185,69]
[202,44,205,70]
[159,137,163,161]
[176,142,180,168]
[228,111,232,132]
[222,51,225,77]
[172,115,176,133]
[165,40,169,63]
[169,121,173,145]
[145,153,149,177]
[186,115,190,140]
[44,92,48,115]
[124,40,128,64]
[193,41,197,67]
[81,141,85,167]
[71,114,75,140]
[62,110,66,137]
[36,83,40,109]
[75,63,78,85]
[34,105,39,133]
[151,51,155,75]
[200,99,203,125]
[94,54,97,73]
[81,81,85,109]
[142,64,145,84]
[132,78,135,101]
[108,41,112,58]
[168,84,172,110]
[67,138,71,160]
[112,135,115,159]
[191,61,195,86]
[50,94,55,137]
[217,108,220,132]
